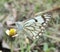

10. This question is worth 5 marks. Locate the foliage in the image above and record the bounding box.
[0,0,60,52]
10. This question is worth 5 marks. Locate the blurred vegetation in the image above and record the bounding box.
[0,0,60,52]
[0,0,60,18]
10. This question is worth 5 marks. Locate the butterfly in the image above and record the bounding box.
[16,14,51,40]
[1,14,51,51]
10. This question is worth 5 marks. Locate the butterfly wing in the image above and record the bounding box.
[15,15,51,40]
[23,15,50,39]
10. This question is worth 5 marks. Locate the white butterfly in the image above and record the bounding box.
[2,15,51,50]
[16,15,51,39]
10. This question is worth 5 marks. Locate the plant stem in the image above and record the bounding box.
[10,41,13,52]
